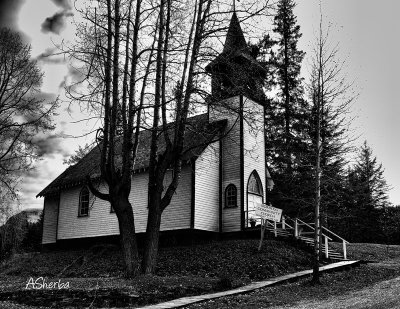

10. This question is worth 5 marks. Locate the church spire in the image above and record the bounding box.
[222,12,248,54]
[205,12,266,103]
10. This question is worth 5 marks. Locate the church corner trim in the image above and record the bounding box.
[218,138,223,233]
[190,158,196,229]
[239,95,245,231]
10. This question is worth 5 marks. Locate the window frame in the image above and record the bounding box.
[78,186,90,217]
[225,184,238,208]
[247,171,263,197]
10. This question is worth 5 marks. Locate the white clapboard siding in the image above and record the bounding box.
[194,142,220,232]
[160,165,192,231]
[129,172,149,233]
[131,166,192,232]
[55,165,192,240]
[209,96,241,232]
[57,183,119,240]
[242,96,266,210]
[42,196,59,244]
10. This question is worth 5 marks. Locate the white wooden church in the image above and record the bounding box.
[38,13,274,247]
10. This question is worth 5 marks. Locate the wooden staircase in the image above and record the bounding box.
[261,216,349,261]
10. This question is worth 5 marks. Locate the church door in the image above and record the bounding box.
[246,171,263,227]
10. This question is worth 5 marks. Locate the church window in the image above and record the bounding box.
[225,184,237,208]
[247,171,262,196]
[78,186,90,217]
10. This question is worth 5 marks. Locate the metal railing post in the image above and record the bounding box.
[294,218,298,237]
[343,240,347,260]
[274,221,277,237]
[282,216,286,229]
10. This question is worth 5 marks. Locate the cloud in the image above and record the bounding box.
[19,155,68,208]
[61,64,85,91]
[51,0,72,10]
[31,133,70,158]
[33,91,58,102]
[0,0,24,29]
[0,0,30,44]
[36,47,66,64]
[41,10,73,35]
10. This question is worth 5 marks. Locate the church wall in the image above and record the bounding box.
[54,166,192,241]
[57,183,119,240]
[209,96,241,232]
[194,142,220,232]
[160,165,192,231]
[42,196,59,244]
[242,97,266,216]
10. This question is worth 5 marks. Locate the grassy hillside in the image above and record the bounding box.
[0,238,312,307]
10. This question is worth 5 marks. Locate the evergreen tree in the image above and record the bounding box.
[341,141,390,242]
[262,0,308,215]
[268,0,306,169]
[353,141,390,209]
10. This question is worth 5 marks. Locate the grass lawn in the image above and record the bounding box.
[0,238,313,308]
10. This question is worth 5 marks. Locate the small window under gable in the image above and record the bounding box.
[78,186,90,217]
[225,184,237,208]
[248,171,262,196]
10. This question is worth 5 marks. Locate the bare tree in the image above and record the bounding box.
[68,0,272,277]
[0,28,57,200]
[307,6,357,283]
[67,0,155,277]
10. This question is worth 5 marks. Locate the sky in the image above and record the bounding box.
[1,0,399,209]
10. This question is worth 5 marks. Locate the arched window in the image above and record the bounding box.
[225,184,237,208]
[78,186,90,217]
[247,171,263,196]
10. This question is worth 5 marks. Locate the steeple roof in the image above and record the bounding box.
[222,12,248,54]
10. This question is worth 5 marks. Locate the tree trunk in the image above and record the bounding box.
[142,192,162,274]
[115,196,140,278]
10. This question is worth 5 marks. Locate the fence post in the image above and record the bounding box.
[274,221,277,237]
[282,216,286,230]
[324,236,329,259]
[294,218,298,237]
[343,240,347,260]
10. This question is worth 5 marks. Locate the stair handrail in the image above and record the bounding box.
[281,216,294,230]
[296,218,333,241]
[308,223,350,244]
[308,223,349,260]
[321,226,349,244]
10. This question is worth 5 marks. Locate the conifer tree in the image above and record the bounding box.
[353,141,390,209]
[263,0,307,214]
[342,141,390,242]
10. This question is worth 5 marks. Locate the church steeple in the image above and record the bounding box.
[206,13,266,103]
[222,12,247,54]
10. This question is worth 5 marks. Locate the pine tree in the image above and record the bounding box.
[343,141,390,242]
[268,0,306,168]
[353,141,390,209]
[263,0,308,215]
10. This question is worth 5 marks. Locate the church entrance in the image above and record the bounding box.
[246,171,263,227]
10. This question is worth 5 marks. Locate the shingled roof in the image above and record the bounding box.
[37,113,226,197]
[205,12,265,74]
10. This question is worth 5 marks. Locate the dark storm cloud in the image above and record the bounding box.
[32,133,70,157]
[41,11,74,35]
[0,0,24,29]
[32,92,58,105]
[51,0,72,10]
[36,47,66,64]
